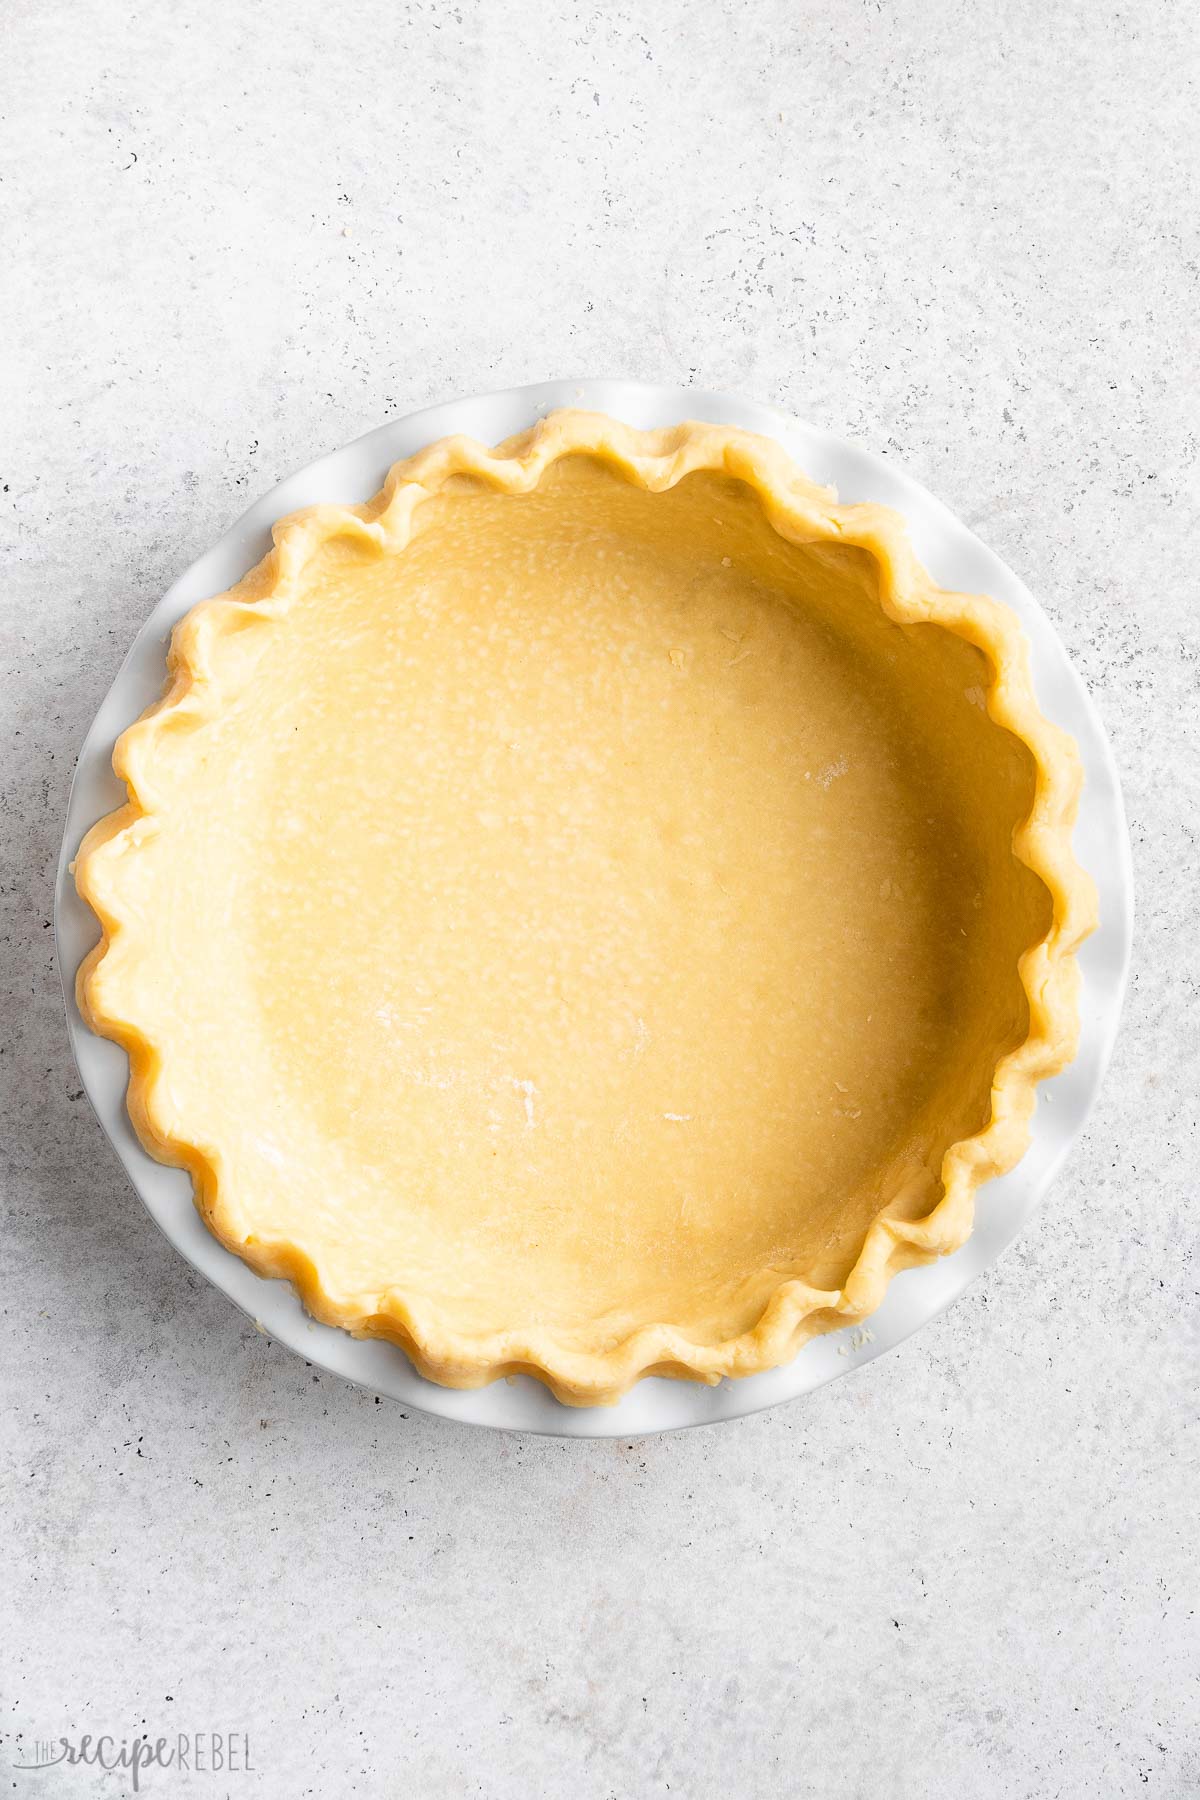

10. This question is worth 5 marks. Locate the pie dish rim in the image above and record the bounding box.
[54,379,1131,1433]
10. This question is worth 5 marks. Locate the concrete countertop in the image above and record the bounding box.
[2,1,1196,1794]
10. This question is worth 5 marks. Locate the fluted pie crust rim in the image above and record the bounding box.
[74,412,1097,1404]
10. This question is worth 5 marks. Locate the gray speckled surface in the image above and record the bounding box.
[2,2,1198,1795]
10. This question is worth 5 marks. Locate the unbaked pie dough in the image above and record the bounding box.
[75,412,1096,1404]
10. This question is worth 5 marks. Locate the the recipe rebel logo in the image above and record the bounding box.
[14,1731,254,1789]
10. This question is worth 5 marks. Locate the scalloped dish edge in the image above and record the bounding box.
[74,411,1098,1404]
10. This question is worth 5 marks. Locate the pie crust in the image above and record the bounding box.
[75,411,1097,1405]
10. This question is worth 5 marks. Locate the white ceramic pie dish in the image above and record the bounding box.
[54,378,1132,1437]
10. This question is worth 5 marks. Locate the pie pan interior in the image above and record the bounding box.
[70,410,1097,1406]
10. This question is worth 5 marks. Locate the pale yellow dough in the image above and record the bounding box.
[76,412,1096,1404]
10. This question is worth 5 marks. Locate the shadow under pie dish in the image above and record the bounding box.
[74,410,1097,1406]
